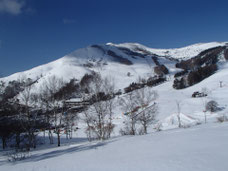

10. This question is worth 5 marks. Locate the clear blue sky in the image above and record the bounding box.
[1,0,228,76]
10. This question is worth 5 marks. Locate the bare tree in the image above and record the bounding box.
[49,76,64,147]
[103,77,115,138]
[39,84,54,144]
[83,106,95,141]
[82,74,115,140]
[63,108,79,139]
[120,86,158,135]
[19,83,33,150]
[134,87,158,134]
[120,92,138,135]
[176,100,182,128]
[18,81,39,150]
[41,76,64,146]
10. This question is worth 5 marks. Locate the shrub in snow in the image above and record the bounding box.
[217,115,228,123]
[154,123,162,132]
[119,125,135,136]
[7,151,30,162]
[206,100,219,112]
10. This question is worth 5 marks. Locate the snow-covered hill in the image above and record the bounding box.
[1,42,227,91]
[1,41,228,126]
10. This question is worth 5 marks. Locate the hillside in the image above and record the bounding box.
[1,42,227,91]
[1,41,228,129]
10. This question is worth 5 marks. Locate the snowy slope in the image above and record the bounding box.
[1,42,227,92]
[1,122,228,171]
[0,44,166,90]
[1,42,228,128]
[109,61,228,133]
[110,42,228,60]
[1,41,228,125]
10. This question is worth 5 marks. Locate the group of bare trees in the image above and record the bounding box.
[0,72,160,151]
[37,76,79,146]
[120,87,158,135]
[0,75,81,150]
[18,82,39,150]
[0,78,49,150]
[17,76,67,148]
[82,74,115,141]
[41,76,65,146]
[81,73,159,140]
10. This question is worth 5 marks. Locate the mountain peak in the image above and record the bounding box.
[1,41,228,91]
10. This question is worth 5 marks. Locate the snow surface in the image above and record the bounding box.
[109,42,228,60]
[1,123,228,171]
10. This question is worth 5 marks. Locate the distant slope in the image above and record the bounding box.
[110,42,228,60]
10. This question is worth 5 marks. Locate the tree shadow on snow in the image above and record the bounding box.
[6,139,117,164]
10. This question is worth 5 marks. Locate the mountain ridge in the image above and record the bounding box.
[1,42,228,91]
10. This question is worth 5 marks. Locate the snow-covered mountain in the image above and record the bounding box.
[1,42,228,91]
[1,42,228,171]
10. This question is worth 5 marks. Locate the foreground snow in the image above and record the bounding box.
[1,122,228,171]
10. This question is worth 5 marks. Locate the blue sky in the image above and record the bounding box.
[1,0,228,76]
